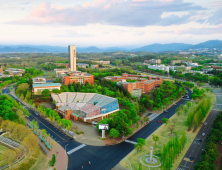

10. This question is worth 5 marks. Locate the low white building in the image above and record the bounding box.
[77,63,89,68]
[131,89,142,98]
[95,61,110,65]
[186,62,199,67]
[33,77,46,84]
[32,83,61,94]
[147,64,169,72]
[54,69,69,77]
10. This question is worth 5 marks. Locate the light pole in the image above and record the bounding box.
[121,130,125,141]
[202,149,207,153]
[65,144,68,153]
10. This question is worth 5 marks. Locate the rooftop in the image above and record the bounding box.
[77,63,89,65]
[145,80,155,84]
[33,83,61,88]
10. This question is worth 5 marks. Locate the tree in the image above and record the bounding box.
[41,129,47,139]
[134,138,146,153]
[171,118,178,125]
[183,106,188,115]
[109,128,120,139]
[32,120,39,131]
[22,134,38,155]
[152,134,159,145]
[168,123,176,135]
[162,118,169,125]
[52,89,61,94]
[2,149,16,169]
[41,89,51,97]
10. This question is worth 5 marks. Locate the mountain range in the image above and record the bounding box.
[0,40,222,53]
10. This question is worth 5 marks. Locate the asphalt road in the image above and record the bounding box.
[3,87,192,170]
[177,88,222,170]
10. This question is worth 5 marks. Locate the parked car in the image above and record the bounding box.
[35,112,38,115]
[197,139,202,143]
[202,133,205,136]
[204,122,207,125]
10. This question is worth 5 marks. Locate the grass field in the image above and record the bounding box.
[0,144,8,154]
[120,92,216,170]
[30,149,49,170]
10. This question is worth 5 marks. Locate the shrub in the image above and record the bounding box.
[52,154,56,166]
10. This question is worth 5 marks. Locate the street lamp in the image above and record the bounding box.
[121,130,125,141]
[65,144,68,153]
[202,149,206,153]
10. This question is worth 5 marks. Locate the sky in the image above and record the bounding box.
[0,0,222,47]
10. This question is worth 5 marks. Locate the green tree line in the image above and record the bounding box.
[161,132,187,170]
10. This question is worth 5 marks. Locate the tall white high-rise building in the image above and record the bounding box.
[68,45,76,71]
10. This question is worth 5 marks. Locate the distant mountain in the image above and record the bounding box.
[77,46,102,53]
[103,47,127,52]
[0,40,222,53]
[209,43,222,50]
[0,46,46,53]
[187,40,222,50]
[132,43,192,52]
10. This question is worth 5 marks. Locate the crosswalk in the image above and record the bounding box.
[125,140,137,144]
[67,144,86,155]
[148,114,160,121]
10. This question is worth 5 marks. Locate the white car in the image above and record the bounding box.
[204,122,207,125]
[202,133,205,136]
[35,112,38,115]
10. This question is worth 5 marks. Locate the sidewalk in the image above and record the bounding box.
[47,139,68,170]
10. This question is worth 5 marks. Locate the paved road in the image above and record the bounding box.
[3,87,192,170]
[177,88,222,170]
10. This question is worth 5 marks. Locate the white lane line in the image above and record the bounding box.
[67,144,86,155]
[125,140,137,145]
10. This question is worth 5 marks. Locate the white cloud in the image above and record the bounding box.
[7,0,205,27]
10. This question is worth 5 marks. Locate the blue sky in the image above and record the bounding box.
[0,0,222,47]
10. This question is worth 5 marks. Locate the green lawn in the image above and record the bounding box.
[120,92,216,170]
[0,144,8,154]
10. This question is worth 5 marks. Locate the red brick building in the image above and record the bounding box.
[122,79,163,94]
[61,71,94,85]
[105,73,163,95]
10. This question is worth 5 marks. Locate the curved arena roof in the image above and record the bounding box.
[51,92,119,119]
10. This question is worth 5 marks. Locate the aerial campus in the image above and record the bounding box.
[0,0,222,170]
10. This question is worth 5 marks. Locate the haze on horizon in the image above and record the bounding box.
[0,0,222,47]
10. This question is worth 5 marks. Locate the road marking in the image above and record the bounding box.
[212,109,222,111]
[149,114,160,121]
[125,140,137,144]
[67,144,86,155]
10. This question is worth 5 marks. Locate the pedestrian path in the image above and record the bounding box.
[67,144,86,155]
[125,140,137,145]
